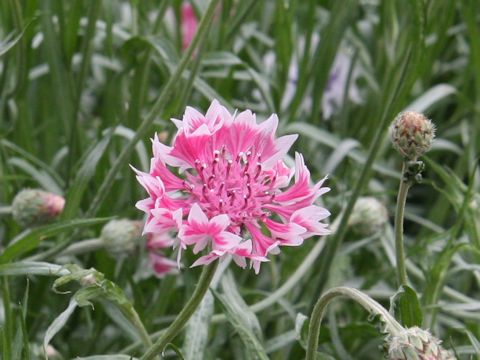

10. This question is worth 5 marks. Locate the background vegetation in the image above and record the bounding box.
[1,0,479,358]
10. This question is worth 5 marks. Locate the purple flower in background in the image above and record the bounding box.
[322,51,362,118]
[274,42,363,118]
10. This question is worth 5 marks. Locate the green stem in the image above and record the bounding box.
[140,262,218,360]
[123,306,154,350]
[58,238,103,256]
[306,287,403,360]
[0,206,12,215]
[395,162,411,287]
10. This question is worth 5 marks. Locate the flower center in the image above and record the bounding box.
[183,148,277,229]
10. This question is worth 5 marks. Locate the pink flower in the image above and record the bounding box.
[181,2,198,51]
[146,233,177,277]
[134,99,330,273]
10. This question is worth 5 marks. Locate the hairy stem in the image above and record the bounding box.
[123,306,154,350]
[58,238,103,256]
[395,162,411,287]
[306,287,403,360]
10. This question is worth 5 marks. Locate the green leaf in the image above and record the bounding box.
[43,297,78,353]
[62,132,113,219]
[295,313,309,349]
[213,274,268,360]
[8,157,63,195]
[464,330,480,355]
[390,285,423,327]
[0,218,110,264]
[182,291,214,360]
[404,84,456,113]
[265,330,297,353]
[75,357,138,360]
[164,343,186,360]
[0,261,69,277]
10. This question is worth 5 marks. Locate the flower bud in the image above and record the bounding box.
[387,327,456,360]
[348,196,388,235]
[100,219,143,256]
[389,111,435,160]
[11,189,65,227]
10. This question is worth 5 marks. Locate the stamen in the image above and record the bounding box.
[237,152,244,163]
[242,195,248,209]
[254,163,262,179]
[246,183,251,198]
[208,175,216,189]
[229,190,236,205]
[217,182,225,195]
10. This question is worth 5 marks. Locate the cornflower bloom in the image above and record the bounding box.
[134,100,330,273]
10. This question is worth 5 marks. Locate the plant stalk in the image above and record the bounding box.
[140,262,218,360]
[123,306,154,350]
[395,161,411,287]
[306,287,403,360]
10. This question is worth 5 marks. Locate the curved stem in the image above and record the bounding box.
[140,262,218,360]
[306,287,403,360]
[395,162,411,287]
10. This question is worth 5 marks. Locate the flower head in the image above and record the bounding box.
[11,189,65,227]
[100,219,143,256]
[389,111,435,160]
[387,327,456,360]
[348,196,388,235]
[133,100,330,273]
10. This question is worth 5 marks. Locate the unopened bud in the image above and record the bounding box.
[389,111,435,160]
[387,327,456,360]
[11,189,65,227]
[348,197,388,235]
[100,219,142,256]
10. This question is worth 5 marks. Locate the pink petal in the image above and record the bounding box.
[291,205,331,237]
[191,251,223,267]
[213,231,242,251]
[149,252,177,277]
[188,203,209,224]
[262,134,298,169]
[263,218,306,245]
